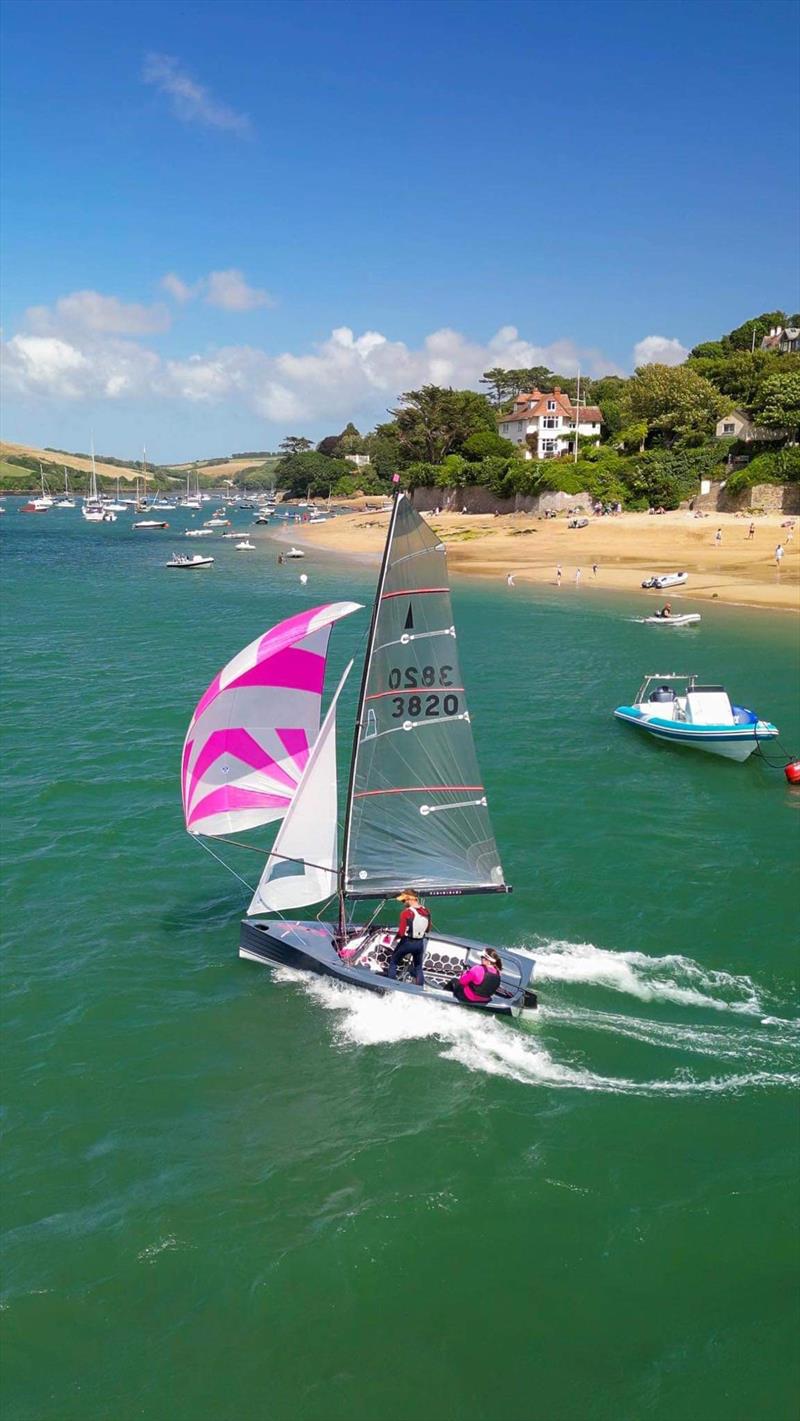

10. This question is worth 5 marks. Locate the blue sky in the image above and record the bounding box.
[2,0,798,461]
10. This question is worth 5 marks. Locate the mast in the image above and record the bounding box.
[337,476,402,939]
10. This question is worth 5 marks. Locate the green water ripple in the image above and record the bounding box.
[1,506,799,1421]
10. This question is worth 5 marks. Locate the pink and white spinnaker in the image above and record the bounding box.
[181,602,361,837]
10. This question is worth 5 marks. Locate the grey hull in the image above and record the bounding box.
[239,918,536,1017]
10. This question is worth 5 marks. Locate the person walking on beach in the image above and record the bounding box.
[556,564,562,587]
[747,522,755,540]
[714,528,722,547]
[775,543,784,568]
[506,573,515,587]
[592,562,598,577]
[575,567,582,586]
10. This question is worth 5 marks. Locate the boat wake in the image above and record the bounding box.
[270,940,799,1097]
[526,938,765,1015]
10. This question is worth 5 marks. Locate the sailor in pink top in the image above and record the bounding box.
[452,948,503,1004]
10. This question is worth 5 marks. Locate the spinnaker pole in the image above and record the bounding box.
[337,476,403,942]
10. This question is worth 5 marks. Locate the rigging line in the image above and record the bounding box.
[196,836,256,896]
[213,834,338,877]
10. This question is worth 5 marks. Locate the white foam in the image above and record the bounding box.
[527,939,764,1015]
[271,966,797,1096]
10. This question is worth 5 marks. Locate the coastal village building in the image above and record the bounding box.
[715,408,784,442]
[497,387,603,460]
[759,325,800,354]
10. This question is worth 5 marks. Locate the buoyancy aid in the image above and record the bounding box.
[406,906,430,940]
[467,965,501,1000]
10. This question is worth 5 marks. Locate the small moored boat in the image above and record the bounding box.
[284,546,305,559]
[642,572,688,590]
[235,540,255,550]
[614,674,778,761]
[134,520,169,529]
[166,553,214,569]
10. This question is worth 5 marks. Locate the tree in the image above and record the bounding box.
[275,450,350,498]
[362,423,402,479]
[388,386,495,464]
[479,368,516,405]
[480,366,555,404]
[751,371,800,431]
[689,340,726,360]
[337,422,364,454]
[462,429,517,461]
[278,435,313,457]
[623,363,730,445]
[723,311,787,352]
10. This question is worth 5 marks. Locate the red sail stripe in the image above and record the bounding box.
[380,588,449,599]
[353,785,483,798]
[365,687,464,700]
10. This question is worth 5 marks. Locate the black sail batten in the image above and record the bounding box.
[341,492,508,901]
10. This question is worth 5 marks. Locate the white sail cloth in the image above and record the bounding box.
[247,663,352,913]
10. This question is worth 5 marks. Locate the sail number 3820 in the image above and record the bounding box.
[387,665,454,689]
[386,666,459,719]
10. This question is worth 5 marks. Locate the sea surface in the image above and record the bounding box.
[2,503,799,1421]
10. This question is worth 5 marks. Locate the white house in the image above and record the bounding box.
[344,452,371,467]
[760,325,800,354]
[497,387,603,460]
[715,408,783,442]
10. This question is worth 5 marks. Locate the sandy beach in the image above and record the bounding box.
[274,506,800,613]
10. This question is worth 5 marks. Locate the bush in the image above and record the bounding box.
[725,446,800,494]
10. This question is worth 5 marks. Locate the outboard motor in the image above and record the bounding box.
[649,686,676,703]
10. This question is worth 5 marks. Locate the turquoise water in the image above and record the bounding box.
[2,505,799,1421]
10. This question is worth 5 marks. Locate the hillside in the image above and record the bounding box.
[0,441,280,492]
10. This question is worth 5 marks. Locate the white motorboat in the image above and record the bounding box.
[21,498,50,513]
[134,520,169,529]
[641,571,688,590]
[204,518,230,528]
[235,540,255,550]
[185,528,215,538]
[639,612,701,627]
[284,547,305,559]
[614,674,778,761]
[166,554,214,569]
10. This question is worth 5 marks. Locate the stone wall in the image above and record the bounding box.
[693,480,798,514]
[717,482,800,514]
[410,485,590,516]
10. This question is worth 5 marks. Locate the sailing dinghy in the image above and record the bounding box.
[181,491,536,1015]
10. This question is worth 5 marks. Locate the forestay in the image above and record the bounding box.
[182,602,360,837]
[247,663,352,913]
[343,494,507,898]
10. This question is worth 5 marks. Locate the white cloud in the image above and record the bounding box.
[161,272,195,303]
[204,269,273,311]
[26,290,171,337]
[3,308,644,429]
[3,336,90,399]
[633,335,689,368]
[142,53,251,136]
[159,268,272,312]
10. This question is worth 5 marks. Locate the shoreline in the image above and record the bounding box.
[271,507,800,614]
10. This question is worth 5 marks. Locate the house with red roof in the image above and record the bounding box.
[497,387,603,460]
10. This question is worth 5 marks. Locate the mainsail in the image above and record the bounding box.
[342,494,507,899]
[182,602,361,838]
